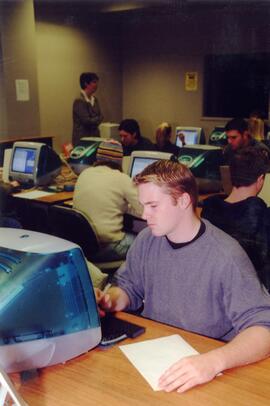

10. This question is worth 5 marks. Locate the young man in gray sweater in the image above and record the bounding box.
[97,160,270,394]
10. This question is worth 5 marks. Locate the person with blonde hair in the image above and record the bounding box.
[97,159,270,394]
[155,122,180,156]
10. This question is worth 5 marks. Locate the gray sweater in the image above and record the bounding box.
[114,220,270,341]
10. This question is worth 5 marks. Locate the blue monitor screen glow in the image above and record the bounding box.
[175,127,202,147]
[11,147,36,174]
[130,157,158,178]
[128,151,173,178]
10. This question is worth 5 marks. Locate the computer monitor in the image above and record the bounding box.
[178,145,224,193]
[175,127,204,147]
[208,127,228,147]
[128,150,173,178]
[68,137,103,175]
[0,228,101,373]
[9,142,61,187]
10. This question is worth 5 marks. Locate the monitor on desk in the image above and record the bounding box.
[178,145,224,193]
[0,228,101,373]
[175,127,204,147]
[209,127,228,147]
[128,150,173,178]
[68,137,103,175]
[9,141,61,188]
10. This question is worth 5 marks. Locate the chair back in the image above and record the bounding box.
[48,205,100,260]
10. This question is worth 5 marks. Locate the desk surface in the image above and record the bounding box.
[12,313,270,406]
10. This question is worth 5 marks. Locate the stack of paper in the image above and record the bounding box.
[119,334,198,391]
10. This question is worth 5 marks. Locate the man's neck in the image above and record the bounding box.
[167,211,201,243]
[225,185,257,203]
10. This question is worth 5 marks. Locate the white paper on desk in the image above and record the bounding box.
[13,190,54,199]
[119,334,199,391]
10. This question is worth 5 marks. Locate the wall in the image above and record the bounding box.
[35,7,122,151]
[122,5,270,141]
[0,0,40,139]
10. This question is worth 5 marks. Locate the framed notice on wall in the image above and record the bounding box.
[185,72,198,91]
[15,79,30,101]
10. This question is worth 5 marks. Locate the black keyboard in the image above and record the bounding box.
[100,315,145,346]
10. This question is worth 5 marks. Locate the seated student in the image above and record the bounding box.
[73,140,142,261]
[0,182,22,228]
[119,118,155,156]
[223,117,270,164]
[154,122,180,156]
[96,159,270,394]
[201,147,270,291]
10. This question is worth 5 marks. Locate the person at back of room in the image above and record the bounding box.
[201,147,270,291]
[119,118,155,156]
[73,140,142,261]
[154,122,180,156]
[223,117,270,164]
[72,72,103,146]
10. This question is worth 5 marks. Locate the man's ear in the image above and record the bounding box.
[256,174,265,193]
[177,192,191,209]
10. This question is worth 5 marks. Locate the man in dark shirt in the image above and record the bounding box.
[223,117,270,164]
[202,147,270,291]
[72,72,103,146]
[119,119,154,156]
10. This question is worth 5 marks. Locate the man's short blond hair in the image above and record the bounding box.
[134,160,198,210]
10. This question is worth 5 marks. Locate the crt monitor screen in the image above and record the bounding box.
[175,127,202,147]
[175,127,204,147]
[128,151,173,178]
[130,157,158,178]
[11,147,36,174]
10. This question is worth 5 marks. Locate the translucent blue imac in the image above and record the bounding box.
[128,150,173,178]
[0,229,101,373]
[9,141,61,187]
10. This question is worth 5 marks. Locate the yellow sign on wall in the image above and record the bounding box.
[185,72,198,91]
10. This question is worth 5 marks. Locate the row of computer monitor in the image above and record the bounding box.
[7,131,225,194]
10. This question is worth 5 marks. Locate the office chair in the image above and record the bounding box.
[48,205,124,273]
[0,367,28,406]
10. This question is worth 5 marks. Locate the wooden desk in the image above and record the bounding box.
[13,313,270,406]
[10,190,74,232]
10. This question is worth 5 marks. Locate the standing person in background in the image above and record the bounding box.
[119,119,155,156]
[72,72,103,146]
[155,122,180,156]
[73,140,142,261]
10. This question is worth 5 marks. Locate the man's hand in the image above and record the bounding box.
[94,288,112,317]
[158,352,220,393]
